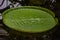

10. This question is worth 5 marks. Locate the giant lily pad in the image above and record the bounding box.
[2,6,58,33]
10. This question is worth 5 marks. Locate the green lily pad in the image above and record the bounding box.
[2,6,57,33]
